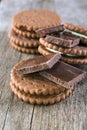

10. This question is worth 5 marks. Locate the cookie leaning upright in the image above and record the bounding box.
[8,10,61,54]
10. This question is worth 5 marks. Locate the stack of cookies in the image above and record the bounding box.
[10,54,86,105]
[38,23,87,64]
[8,10,61,54]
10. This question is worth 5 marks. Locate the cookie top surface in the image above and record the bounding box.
[13,10,61,31]
[11,60,68,95]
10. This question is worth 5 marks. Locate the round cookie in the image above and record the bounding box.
[9,29,39,48]
[10,81,74,105]
[64,23,87,36]
[13,10,61,31]
[38,45,53,56]
[13,26,39,38]
[62,56,87,64]
[10,41,38,54]
[10,60,74,96]
[39,38,87,56]
[38,45,87,64]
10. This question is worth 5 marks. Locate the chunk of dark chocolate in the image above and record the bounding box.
[62,31,87,45]
[17,53,61,74]
[39,61,86,88]
[45,33,80,48]
[36,25,64,37]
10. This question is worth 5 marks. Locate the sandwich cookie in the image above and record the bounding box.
[10,59,74,104]
[9,10,61,54]
[10,54,86,104]
[38,24,87,64]
[9,29,39,48]
[38,45,87,64]
[39,38,87,57]
[13,26,39,38]
[10,41,38,54]
[10,81,73,105]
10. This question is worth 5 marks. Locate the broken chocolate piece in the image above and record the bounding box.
[36,25,64,37]
[17,53,61,74]
[45,33,80,48]
[63,31,87,45]
[39,61,86,88]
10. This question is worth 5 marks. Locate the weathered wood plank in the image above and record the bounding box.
[0,1,35,130]
[30,83,87,130]
[0,35,35,130]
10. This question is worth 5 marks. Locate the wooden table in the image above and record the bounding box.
[0,0,87,130]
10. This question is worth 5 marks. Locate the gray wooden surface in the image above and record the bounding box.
[0,0,87,130]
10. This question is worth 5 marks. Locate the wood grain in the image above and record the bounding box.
[0,0,87,130]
